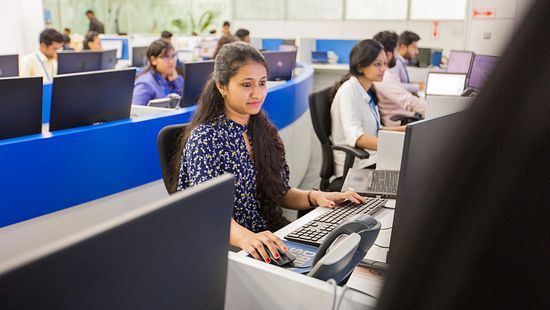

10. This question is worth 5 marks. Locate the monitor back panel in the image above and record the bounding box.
[132,46,148,67]
[468,54,499,90]
[50,69,135,131]
[0,76,42,140]
[101,49,117,70]
[57,51,103,74]
[263,50,297,81]
[447,50,474,74]
[0,54,19,77]
[182,60,214,107]
[426,72,467,96]
[0,175,234,310]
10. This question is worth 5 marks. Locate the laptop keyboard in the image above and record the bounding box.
[368,170,399,194]
[284,197,386,247]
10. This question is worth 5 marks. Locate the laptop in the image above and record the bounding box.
[341,168,399,199]
[425,72,467,96]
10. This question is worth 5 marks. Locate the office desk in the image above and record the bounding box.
[311,63,348,92]
[227,201,395,309]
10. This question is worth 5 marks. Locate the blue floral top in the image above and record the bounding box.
[178,114,290,232]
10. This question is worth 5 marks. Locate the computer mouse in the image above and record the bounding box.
[264,245,296,266]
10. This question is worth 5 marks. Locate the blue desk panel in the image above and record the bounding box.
[262,39,284,51]
[42,83,52,123]
[316,40,358,64]
[100,37,130,60]
[0,63,313,227]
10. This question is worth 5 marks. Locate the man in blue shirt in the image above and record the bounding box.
[391,31,425,94]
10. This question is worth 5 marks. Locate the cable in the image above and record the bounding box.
[335,285,350,310]
[380,226,392,230]
[327,279,338,310]
[382,205,395,209]
[374,243,390,249]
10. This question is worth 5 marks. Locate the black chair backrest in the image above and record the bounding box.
[157,124,187,194]
[309,87,335,189]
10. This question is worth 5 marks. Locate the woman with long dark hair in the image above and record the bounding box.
[177,42,364,263]
[330,39,405,177]
[82,31,102,51]
[132,39,183,105]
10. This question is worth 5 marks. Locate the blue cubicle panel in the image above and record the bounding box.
[316,40,358,64]
[0,110,193,227]
[262,39,284,51]
[42,83,52,123]
[0,63,313,228]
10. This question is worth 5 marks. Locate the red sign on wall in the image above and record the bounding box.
[472,7,496,19]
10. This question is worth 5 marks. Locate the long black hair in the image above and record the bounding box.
[82,31,99,50]
[176,42,289,231]
[331,39,384,102]
[136,39,175,78]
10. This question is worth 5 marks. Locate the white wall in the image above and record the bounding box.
[0,0,45,55]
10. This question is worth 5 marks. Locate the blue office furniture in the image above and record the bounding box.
[316,40,358,64]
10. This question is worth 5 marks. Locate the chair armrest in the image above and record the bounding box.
[390,113,423,125]
[332,144,370,159]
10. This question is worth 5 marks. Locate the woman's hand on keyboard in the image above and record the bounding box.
[312,190,365,208]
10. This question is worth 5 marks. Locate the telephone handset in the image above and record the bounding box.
[308,214,381,284]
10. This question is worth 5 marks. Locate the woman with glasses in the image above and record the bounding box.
[132,39,183,105]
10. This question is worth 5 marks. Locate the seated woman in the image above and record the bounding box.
[82,31,102,51]
[132,39,183,106]
[330,39,405,177]
[178,42,364,262]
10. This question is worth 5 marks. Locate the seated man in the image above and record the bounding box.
[373,31,426,126]
[20,28,64,83]
[391,31,425,94]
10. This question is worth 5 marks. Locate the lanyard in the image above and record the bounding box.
[153,73,176,96]
[35,52,52,82]
[368,96,380,132]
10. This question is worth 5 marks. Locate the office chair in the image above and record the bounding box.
[309,87,370,192]
[157,123,188,194]
[390,112,423,125]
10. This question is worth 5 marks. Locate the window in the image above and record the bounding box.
[234,0,286,20]
[345,0,408,20]
[287,0,343,20]
[410,0,467,20]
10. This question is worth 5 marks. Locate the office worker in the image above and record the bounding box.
[85,10,105,34]
[82,31,102,51]
[221,21,231,35]
[132,39,183,106]
[20,28,64,83]
[177,42,364,263]
[373,31,426,126]
[330,39,405,177]
[235,28,251,43]
[392,31,424,93]
[160,30,185,76]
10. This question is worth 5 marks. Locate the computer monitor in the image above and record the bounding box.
[132,46,148,67]
[101,49,117,70]
[262,50,297,81]
[57,50,102,74]
[49,68,135,131]
[447,50,475,74]
[0,174,234,309]
[0,54,18,77]
[416,48,431,67]
[430,49,443,67]
[387,112,465,265]
[100,39,123,59]
[0,76,42,140]
[468,54,499,90]
[311,51,329,64]
[181,60,215,107]
[425,72,467,96]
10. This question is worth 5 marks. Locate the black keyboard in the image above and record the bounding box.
[285,197,386,247]
[368,170,399,194]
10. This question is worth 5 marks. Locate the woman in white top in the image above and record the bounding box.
[331,39,405,177]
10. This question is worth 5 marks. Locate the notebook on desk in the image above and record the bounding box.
[342,168,399,199]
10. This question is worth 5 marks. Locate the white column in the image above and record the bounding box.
[0,0,45,55]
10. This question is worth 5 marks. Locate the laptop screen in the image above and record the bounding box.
[447,51,474,74]
[426,72,467,96]
[468,54,498,90]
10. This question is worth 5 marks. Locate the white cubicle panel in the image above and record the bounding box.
[376,131,405,172]
[425,96,473,119]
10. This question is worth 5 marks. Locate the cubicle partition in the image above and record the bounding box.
[0,63,314,228]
